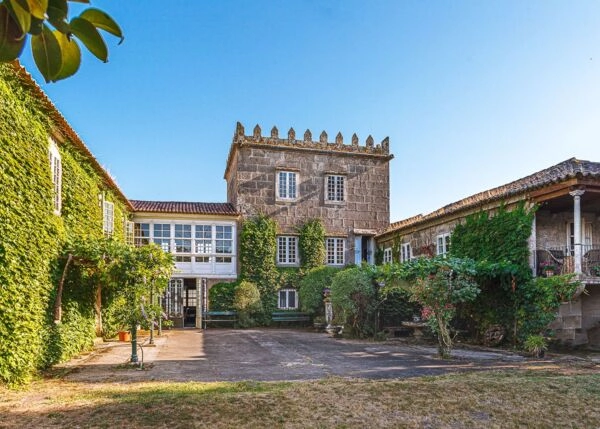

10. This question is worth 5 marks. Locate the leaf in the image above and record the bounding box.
[53,29,80,81]
[70,16,107,62]
[31,23,61,82]
[25,0,48,19]
[47,0,68,32]
[79,8,123,43]
[0,4,26,61]
[6,0,31,33]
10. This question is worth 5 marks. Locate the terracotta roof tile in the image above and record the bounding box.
[130,200,238,216]
[381,158,600,235]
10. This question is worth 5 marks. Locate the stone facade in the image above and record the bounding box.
[224,123,393,265]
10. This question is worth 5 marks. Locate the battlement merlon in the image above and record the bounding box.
[225,122,393,179]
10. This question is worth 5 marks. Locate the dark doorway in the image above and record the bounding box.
[183,278,197,327]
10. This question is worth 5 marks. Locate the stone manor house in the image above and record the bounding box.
[3,62,600,347]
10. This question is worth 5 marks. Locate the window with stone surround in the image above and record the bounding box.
[277,171,297,200]
[277,236,298,265]
[278,289,298,310]
[436,233,450,256]
[401,243,412,262]
[383,248,392,264]
[326,237,345,265]
[325,174,345,202]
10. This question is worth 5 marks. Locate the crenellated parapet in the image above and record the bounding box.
[232,122,391,156]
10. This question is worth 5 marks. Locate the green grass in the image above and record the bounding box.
[1,370,599,428]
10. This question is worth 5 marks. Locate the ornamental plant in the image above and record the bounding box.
[330,266,377,338]
[298,266,340,316]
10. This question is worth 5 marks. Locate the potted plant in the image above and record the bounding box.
[523,334,548,358]
[591,265,600,276]
[541,262,556,277]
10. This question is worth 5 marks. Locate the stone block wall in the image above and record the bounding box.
[224,123,393,263]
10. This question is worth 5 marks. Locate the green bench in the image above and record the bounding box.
[271,311,310,326]
[202,310,237,329]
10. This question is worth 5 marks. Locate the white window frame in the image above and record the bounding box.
[153,223,172,252]
[326,238,345,265]
[325,174,345,203]
[278,289,298,310]
[436,233,451,256]
[174,224,192,262]
[102,200,114,236]
[125,221,134,245]
[215,225,233,263]
[383,248,392,264]
[48,138,62,215]
[276,171,298,201]
[401,243,412,263]
[277,236,298,265]
[134,223,150,247]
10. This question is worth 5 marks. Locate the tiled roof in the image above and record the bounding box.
[381,158,600,236]
[130,200,238,216]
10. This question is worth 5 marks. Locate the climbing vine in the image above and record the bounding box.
[239,214,278,309]
[298,219,325,270]
[0,63,130,385]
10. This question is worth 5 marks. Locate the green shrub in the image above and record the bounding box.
[233,280,263,328]
[330,267,377,338]
[209,281,238,311]
[299,266,340,316]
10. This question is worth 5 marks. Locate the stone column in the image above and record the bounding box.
[570,190,585,274]
[529,215,537,276]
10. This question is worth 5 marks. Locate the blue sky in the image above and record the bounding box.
[18,1,600,221]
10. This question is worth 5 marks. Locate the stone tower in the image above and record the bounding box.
[224,122,393,265]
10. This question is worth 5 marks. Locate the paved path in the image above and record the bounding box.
[61,329,531,383]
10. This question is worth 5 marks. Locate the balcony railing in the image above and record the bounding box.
[535,245,600,276]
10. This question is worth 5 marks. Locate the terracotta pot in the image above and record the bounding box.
[118,331,131,342]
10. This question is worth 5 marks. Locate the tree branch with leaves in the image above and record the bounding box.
[0,0,122,82]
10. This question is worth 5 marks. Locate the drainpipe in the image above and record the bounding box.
[570,189,585,274]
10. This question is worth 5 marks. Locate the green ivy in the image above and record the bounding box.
[0,63,130,385]
[209,281,238,311]
[239,214,278,317]
[298,219,325,270]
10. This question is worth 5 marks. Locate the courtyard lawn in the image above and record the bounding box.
[1,368,599,428]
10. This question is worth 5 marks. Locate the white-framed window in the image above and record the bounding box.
[401,243,412,262]
[437,233,451,256]
[278,289,298,309]
[325,175,345,202]
[103,201,114,236]
[215,225,233,263]
[277,236,298,265]
[48,138,62,215]
[125,221,134,245]
[174,224,192,262]
[326,238,345,265]
[134,223,150,247]
[195,224,212,263]
[153,223,171,252]
[277,171,298,200]
[383,248,392,264]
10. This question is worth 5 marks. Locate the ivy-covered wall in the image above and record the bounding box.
[0,63,130,385]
